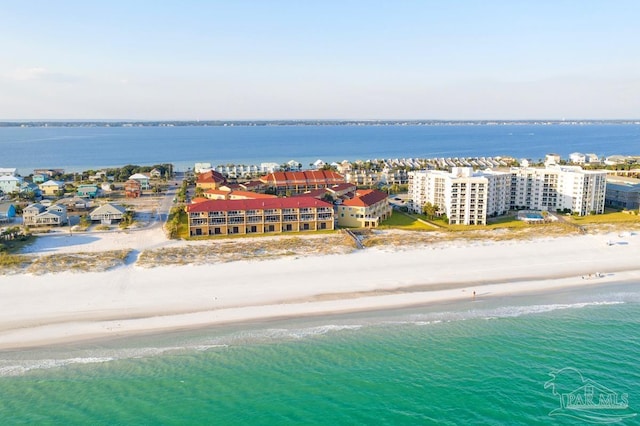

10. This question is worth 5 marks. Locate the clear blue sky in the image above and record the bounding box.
[1,1,638,120]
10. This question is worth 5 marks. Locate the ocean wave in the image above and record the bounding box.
[0,356,114,377]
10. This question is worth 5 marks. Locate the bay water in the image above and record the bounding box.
[1,124,639,173]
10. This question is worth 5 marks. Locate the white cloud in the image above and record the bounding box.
[8,67,49,81]
[5,66,81,83]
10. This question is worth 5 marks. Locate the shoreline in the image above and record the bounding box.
[1,229,639,350]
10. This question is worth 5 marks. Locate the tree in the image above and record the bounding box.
[422,202,437,220]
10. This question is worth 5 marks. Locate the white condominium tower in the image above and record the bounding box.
[510,165,606,215]
[408,167,509,225]
[409,165,607,225]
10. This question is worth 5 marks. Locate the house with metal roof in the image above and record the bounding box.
[23,203,68,226]
[90,203,127,224]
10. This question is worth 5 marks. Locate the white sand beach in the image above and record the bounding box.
[1,227,639,350]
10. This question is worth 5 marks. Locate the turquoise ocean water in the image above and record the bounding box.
[1,282,638,425]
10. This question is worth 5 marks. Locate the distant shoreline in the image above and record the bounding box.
[1,119,640,128]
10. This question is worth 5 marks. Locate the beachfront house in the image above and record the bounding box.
[89,203,127,224]
[128,173,151,190]
[23,203,68,227]
[0,175,23,195]
[20,182,42,199]
[32,174,47,184]
[0,168,17,177]
[125,179,142,198]
[0,202,16,223]
[337,189,392,228]
[150,168,162,178]
[39,180,65,197]
[77,184,100,198]
[186,197,335,236]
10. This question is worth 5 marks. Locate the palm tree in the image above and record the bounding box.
[422,202,437,219]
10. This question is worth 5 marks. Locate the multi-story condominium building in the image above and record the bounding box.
[186,197,335,237]
[604,177,640,211]
[337,189,392,228]
[510,165,606,215]
[259,170,345,195]
[408,167,509,225]
[410,165,607,225]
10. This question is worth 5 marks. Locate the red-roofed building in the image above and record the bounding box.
[196,170,227,190]
[259,170,345,195]
[337,189,392,228]
[203,188,277,201]
[186,197,335,236]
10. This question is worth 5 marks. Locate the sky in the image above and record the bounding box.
[1,1,639,120]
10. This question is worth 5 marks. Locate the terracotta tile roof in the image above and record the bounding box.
[205,189,230,195]
[292,189,327,199]
[342,189,389,207]
[187,197,333,213]
[197,170,227,184]
[259,170,344,185]
[228,191,277,199]
[327,183,357,192]
[191,197,210,204]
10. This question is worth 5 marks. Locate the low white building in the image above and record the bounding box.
[0,168,17,177]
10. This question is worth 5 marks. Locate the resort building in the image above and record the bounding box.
[408,167,510,225]
[186,197,335,236]
[410,165,607,224]
[194,163,213,174]
[337,189,392,228]
[195,170,227,190]
[259,170,345,196]
[510,165,607,215]
[23,203,68,227]
[605,176,640,211]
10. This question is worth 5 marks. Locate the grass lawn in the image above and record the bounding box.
[379,212,434,230]
[568,210,640,224]
[416,214,532,231]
